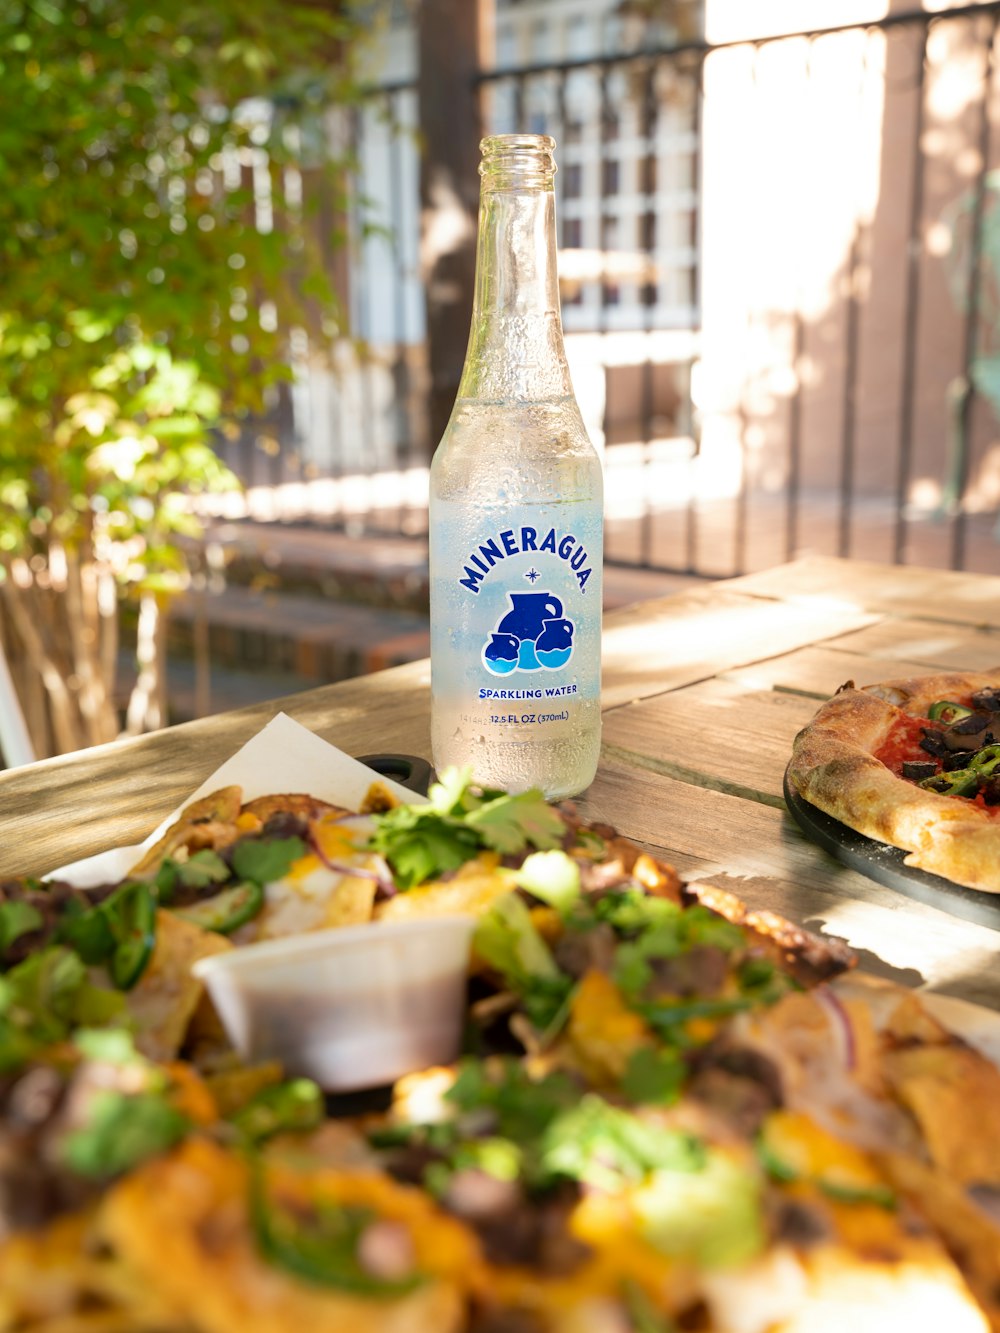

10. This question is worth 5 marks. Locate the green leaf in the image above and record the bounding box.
[514,850,580,913]
[473,893,563,990]
[370,769,567,891]
[230,1079,324,1144]
[540,1095,706,1192]
[59,1089,189,1179]
[176,849,231,889]
[621,1047,686,1106]
[465,790,565,855]
[0,900,44,953]
[232,837,306,885]
[58,899,116,964]
[633,1152,765,1269]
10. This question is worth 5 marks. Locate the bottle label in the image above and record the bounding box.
[430,501,602,738]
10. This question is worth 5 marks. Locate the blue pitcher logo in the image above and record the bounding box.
[481,592,575,675]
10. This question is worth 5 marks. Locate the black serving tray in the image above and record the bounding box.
[783,764,1000,933]
[355,752,434,797]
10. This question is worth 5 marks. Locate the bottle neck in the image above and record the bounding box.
[457,179,575,403]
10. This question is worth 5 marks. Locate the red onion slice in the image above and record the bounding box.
[307,816,396,896]
[815,985,857,1071]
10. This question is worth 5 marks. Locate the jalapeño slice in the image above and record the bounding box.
[106,882,157,990]
[918,769,978,798]
[927,700,974,724]
[174,881,264,935]
[249,1162,421,1297]
[971,744,1000,779]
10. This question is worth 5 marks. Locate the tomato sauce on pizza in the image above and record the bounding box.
[873,692,1000,815]
[873,713,931,776]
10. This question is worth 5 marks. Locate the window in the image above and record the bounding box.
[563,217,582,248]
[601,159,620,196]
[567,16,591,59]
[563,163,582,200]
[496,24,517,69]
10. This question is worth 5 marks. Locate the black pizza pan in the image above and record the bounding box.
[783,765,1000,933]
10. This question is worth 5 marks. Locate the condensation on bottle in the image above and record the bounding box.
[428,134,604,799]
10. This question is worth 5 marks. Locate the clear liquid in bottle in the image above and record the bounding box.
[428,135,603,798]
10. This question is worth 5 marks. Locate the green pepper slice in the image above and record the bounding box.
[971,744,1000,779]
[106,882,157,990]
[174,881,264,935]
[757,1123,895,1210]
[249,1162,421,1297]
[918,769,978,798]
[927,700,974,724]
[230,1079,324,1144]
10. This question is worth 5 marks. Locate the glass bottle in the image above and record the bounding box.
[428,133,603,798]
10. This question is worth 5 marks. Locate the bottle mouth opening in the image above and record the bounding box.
[479,133,556,188]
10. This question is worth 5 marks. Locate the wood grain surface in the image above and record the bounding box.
[3,555,1000,1008]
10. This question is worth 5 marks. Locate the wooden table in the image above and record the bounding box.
[3,555,1000,1006]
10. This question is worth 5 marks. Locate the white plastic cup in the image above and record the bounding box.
[191,915,475,1092]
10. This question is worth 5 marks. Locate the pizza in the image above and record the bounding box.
[787,670,1000,892]
[1,770,1000,1330]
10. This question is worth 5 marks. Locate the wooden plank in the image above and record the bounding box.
[823,617,1000,673]
[721,645,944,699]
[601,678,819,806]
[725,555,1000,628]
[577,762,1000,1010]
[601,586,880,709]
[0,660,432,880]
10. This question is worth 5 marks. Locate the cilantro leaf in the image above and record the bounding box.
[540,1095,706,1191]
[0,946,88,1070]
[371,809,480,892]
[473,894,565,992]
[232,837,306,885]
[59,1089,189,1179]
[514,850,581,912]
[621,1047,686,1106]
[176,850,231,889]
[230,1079,324,1145]
[465,790,565,855]
[0,901,44,954]
[370,768,567,891]
[57,899,116,964]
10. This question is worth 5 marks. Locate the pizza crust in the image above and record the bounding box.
[787,672,1000,893]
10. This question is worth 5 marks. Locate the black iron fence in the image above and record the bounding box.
[210,4,1000,578]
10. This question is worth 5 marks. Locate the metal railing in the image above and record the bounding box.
[211,4,1000,579]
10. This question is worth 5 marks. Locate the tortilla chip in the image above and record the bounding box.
[883,1042,1000,1186]
[100,1139,473,1333]
[240,793,349,823]
[376,857,513,923]
[128,786,244,876]
[879,1151,1000,1330]
[885,991,955,1047]
[361,781,403,814]
[324,877,377,928]
[204,1062,285,1117]
[0,1208,182,1330]
[124,911,232,1063]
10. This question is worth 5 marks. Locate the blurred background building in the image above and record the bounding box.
[207,0,1000,583]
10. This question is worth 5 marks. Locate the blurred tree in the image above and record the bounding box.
[0,0,368,756]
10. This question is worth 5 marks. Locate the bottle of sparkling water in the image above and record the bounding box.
[429,133,603,798]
